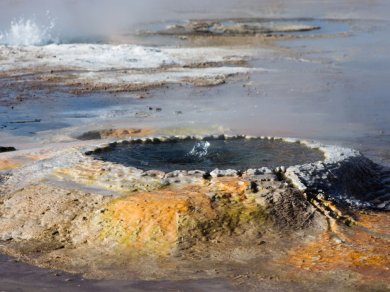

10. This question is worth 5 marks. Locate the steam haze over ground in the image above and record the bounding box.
[0,0,389,153]
[1,0,390,41]
[0,0,239,41]
[0,0,389,166]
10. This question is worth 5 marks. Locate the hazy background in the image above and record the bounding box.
[0,0,389,165]
[1,0,389,39]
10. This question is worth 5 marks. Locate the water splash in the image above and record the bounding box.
[0,14,57,46]
[188,141,211,158]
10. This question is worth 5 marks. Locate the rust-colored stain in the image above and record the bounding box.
[0,159,20,170]
[0,153,53,171]
[286,211,390,284]
[99,128,154,139]
[24,154,52,161]
[357,212,390,236]
[100,186,216,254]
[97,178,261,255]
[211,177,249,198]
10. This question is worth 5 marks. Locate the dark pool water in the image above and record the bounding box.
[92,138,324,172]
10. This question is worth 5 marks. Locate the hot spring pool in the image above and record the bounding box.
[91,137,324,172]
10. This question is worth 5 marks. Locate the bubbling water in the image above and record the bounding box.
[188,141,211,158]
[0,15,57,46]
[92,138,325,172]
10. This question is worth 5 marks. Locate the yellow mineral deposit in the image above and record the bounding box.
[0,159,20,171]
[99,188,213,254]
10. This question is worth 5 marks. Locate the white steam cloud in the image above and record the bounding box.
[0,0,243,45]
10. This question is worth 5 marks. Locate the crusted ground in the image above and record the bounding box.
[76,128,154,140]
[0,154,324,278]
[0,135,389,290]
[149,18,320,36]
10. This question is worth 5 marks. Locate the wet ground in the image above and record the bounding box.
[0,254,235,291]
[1,15,389,165]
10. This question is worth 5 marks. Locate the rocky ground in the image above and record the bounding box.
[0,134,389,291]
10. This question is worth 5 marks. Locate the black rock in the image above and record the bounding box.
[0,146,16,153]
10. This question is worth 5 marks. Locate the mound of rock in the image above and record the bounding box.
[0,146,16,153]
[77,128,154,140]
[0,171,325,278]
[0,135,388,281]
[155,19,320,36]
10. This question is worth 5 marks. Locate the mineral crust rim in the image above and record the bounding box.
[83,134,357,174]
[3,134,387,210]
[83,134,389,210]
